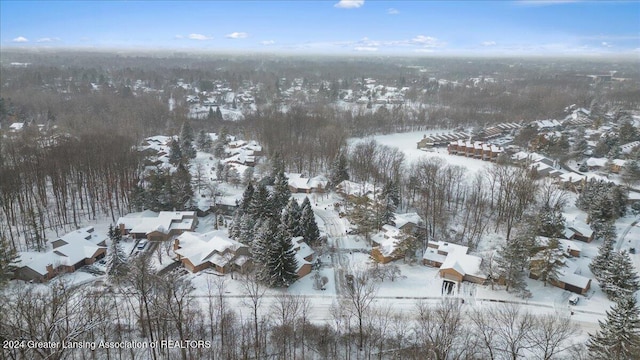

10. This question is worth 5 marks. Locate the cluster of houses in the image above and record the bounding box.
[15,209,316,282]
[365,208,593,294]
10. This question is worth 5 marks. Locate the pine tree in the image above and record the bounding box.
[600,251,640,301]
[537,205,566,238]
[271,170,291,214]
[282,198,303,237]
[300,197,321,246]
[180,121,196,159]
[172,163,193,210]
[239,182,255,214]
[196,130,212,151]
[252,218,277,284]
[215,106,223,120]
[169,140,183,166]
[590,221,616,280]
[238,214,257,246]
[249,183,273,220]
[265,223,299,287]
[106,228,127,282]
[495,235,530,293]
[588,296,640,360]
[329,152,349,188]
[530,238,565,287]
[0,236,19,286]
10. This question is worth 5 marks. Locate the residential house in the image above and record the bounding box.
[14,226,107,282]
[173,230,250,274]
[422,241,486,285]
[117,211,198,241]
[371,225,410,264]
[529,256,591,295]
[291,236,314,278]
[336,180,377,200]
[287,173,328,194]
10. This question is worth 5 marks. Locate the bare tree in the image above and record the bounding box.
[530,313,577,360]
[241,274,267,359]
[341,269,379,351]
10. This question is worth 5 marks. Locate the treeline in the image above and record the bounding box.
[0,261,599,360]
[0,131,140,251]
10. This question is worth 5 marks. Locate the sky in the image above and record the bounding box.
[1,0,639,56]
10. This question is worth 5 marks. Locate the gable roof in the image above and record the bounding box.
[174,230,246,268]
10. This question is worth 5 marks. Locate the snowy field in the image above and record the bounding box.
[349,130,493,176]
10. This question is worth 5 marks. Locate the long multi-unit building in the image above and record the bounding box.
[447,140,504,161]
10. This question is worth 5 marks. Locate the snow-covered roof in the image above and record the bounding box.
[534,119,562,129]
[9,122,24,131]
[287,173,328,191]
[440,253,483,278]
[118,211,196,235]
[586,157,607,167]
[394,212,423,229]
[620,141,640,155]
[291,236,314,260]
[174,230,246,268]
[18,227,107,276]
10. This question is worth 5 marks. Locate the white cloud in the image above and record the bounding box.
[188,33,212,40]
[36,37,60,43]
[411,35,439,46]
[261,40,275,45]
[174,35,184,39]
[481,41,497,46]
[12,36,28,43]
[334,0,365,9]
[354,46,378,52]
[226,32,248,39]
[387,8,399,14]
[601,42,612,47]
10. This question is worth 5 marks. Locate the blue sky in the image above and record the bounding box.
[1,0,639,56]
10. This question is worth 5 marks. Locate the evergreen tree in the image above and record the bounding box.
[300,197,321,246]
[269,152,285,183]
[590,221,617,280]
[588,296,640,360]
[238,213,257,246]
[282,198,303,237]
[0,236,19,286]
[213,141,226,159]
[600,251,640,301]
[207,107,215,121]
[239,182,255,214]
[265,223,299,287]
[249,183,273,220]
[172,164,193,210]
[329,152,349,188]
[536,205,566,238]
[216,106,223,120]
[196,130,212,151]
[252,218,277,284]
[530,238,565,287]
[622,159,640,187]
[169,140,183,166]
[180,121,196,159]
[577,179,627,223]
[495,235,531,293]
[271,170,291,213]
[106,226,127,282]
